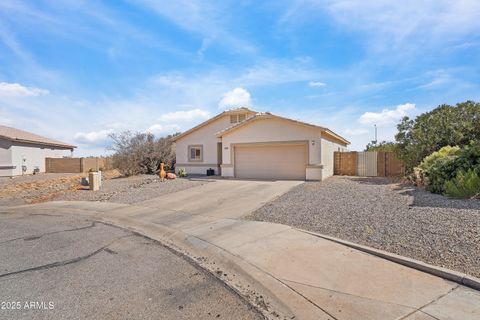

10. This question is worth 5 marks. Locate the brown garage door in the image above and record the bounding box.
[234,144,306,180]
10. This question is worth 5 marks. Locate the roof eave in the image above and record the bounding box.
[216,113,350,145]
[11,137,76,149]
[321,129,350,145]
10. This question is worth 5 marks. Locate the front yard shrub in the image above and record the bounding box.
[426,156,460,194]
[444,169,480,198]
[177,167,187,177]
[414,146,460,189]
[418,142,480,195]
[417,146,460,172]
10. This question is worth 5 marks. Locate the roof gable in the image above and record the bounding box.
[171,107,256,142]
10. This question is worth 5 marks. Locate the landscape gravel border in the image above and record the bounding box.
[247,176,480,278]
[297,228,480,291]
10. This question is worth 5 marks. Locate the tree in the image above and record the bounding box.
[364,140,397,152]
[108,131,178,176]
[394,101,480,172]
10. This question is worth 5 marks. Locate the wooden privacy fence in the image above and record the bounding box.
[45,157,112,173]
[334,151,404,177]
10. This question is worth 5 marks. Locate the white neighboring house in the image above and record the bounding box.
[0,125,76,177]
[172,108,349,180]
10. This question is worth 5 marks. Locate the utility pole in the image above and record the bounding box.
[374,124,377,144]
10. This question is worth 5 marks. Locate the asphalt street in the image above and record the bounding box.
[0,208,262,320]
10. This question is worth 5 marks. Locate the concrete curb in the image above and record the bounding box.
[296,228,480,291]
[93,214,318,320]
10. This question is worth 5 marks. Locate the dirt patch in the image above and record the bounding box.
[0,170,122,204]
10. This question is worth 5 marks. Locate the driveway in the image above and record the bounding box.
[136,178,303,219]
[0,207,262,320]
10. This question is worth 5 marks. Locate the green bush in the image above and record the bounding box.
[177,167,187,177]
[417,146,460,172]
[426,156,459,194]
[414,146,460,189]
[444,169,480,198]
[418,142,480,195]
[452,141,480,173]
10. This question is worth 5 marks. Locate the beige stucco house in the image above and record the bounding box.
[0,125,75,177]
[172,108,349,180]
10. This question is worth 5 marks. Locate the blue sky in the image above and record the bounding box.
[0,1,479,155]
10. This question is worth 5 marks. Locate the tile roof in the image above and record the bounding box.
[0,125,76,149]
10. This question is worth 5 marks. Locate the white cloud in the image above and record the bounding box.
[74,129,113,146]
[218,87,252,109]
[237,59,315,86]
[158,109,210,122]
[130,0,255,54]
[0,82,49,97]
[308,81,326,87]
[325,0,480,40]
[417,70,452,89]
[146,123,180,135]
[359,103,415,126]
[281,1,480,56]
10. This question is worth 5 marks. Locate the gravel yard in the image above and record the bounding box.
[247,176,480,278]
[54,175,207,204]
[0,172,207,205]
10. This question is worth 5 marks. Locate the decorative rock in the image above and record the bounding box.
[166,173,177,180]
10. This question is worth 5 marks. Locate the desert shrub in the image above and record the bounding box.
[419,142,480,194]
[451,141,480,173]
[444,169,480,198]
[425,155,459,194]
[177,167,187,177]
[417,146,460,172]
[413,146,460,188]
[108,131,178,176]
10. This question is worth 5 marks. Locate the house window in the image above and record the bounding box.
[188,145,203,162]
[230,114,247,123]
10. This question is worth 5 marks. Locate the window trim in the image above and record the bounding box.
[188,145,203,162]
